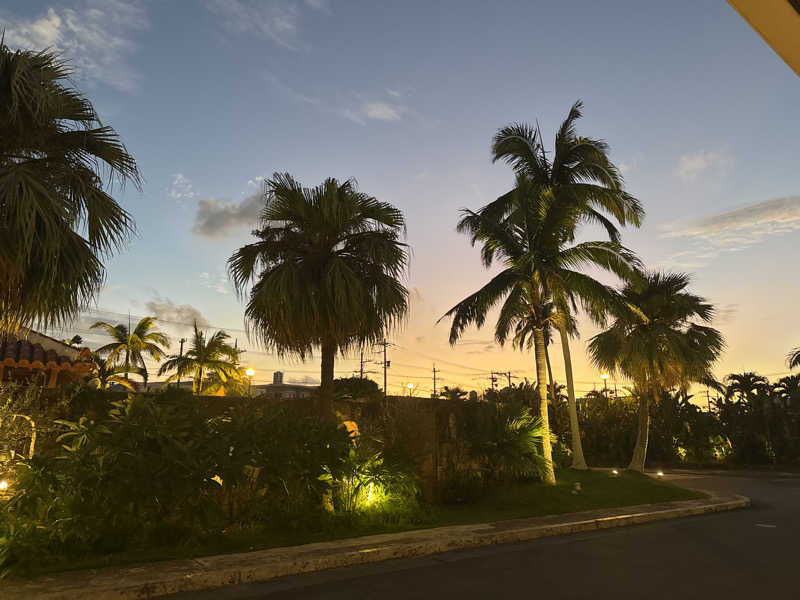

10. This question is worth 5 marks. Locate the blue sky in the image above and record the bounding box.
[3,0,799,394]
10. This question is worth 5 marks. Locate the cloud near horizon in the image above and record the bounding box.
[192,193,262,237]
[0,0,148,91]
[660,196,800,268]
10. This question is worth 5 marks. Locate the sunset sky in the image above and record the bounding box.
[3,0,799,396]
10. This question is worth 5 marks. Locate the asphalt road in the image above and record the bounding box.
[171,470,800,599]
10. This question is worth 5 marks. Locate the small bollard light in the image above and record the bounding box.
[657,471,664,477]
[611,469,619,476]
[0,480,8,491]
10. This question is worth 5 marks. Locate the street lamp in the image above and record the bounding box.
[245,368,255,397]
[600,372,609,392]
[407,382,415,397]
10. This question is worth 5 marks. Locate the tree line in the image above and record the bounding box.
[4,43,800,485]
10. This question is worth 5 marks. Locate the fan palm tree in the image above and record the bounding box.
[0,44,139,334]
[228,173,409,395]
[90,316,169,382]
[157,322,241,394]
[85,352,141,391]
[488,100,644,469]
[588,271,724,471]
[441,177,641,484]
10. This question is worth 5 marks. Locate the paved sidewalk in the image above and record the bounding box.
[3,493,749,600]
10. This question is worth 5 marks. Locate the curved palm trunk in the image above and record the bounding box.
[629,384,654,472]
[558,324,588,470]
[532,327,556,485]
[544,344,556,405]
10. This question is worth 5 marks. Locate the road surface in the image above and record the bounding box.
[169,470,800,599]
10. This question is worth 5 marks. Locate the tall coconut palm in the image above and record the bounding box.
[158,322,241,394]
[0,44,139,334]
[228,173,409,394]
[85,352,142,391]
[91,316,169,382]
[441,177,641,484]
[588,271,724,471]
[489,100,644,469]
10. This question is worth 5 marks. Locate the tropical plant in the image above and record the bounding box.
[439,386,468,401]
[588,271,724,471]
[157,322,240,394]
[0,44,139,334]
[85,352,141,391]
[724,372,768,403]
[90,316,169,382]
[228,173,409,395]
[788,347,800,370]
[441,174,640,483]
[488,100,644,470]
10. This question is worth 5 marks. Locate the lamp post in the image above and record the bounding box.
[407,382,414,398]
[600,372,609,394]
[246,368,255,397]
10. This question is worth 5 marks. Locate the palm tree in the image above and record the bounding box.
[91,316,169,382]
[85,352,141,391]
[488,100,644,469]
[439,386,468,401]
[724,372,768,404]
[588,271,724,471]
[158,322,241,394]
[0,44,139,334]
[787,347,800,370]
[228,173,409,394]
[441,177,640,484]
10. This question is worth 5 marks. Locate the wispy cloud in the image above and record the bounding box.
[675,150,727,181]
[145,295,210,328]
[168,173,195,203]
[287,375,320,384]
[208,0,329,50]
[263,72,409,125]
[0,0,148,91]
[660,196,800,268]
[192,193,262,237]
[199,272,231,295]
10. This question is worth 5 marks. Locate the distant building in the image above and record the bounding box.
[0,329,93,387]
[254,371,316,400]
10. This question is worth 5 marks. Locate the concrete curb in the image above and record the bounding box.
[3,494,749,599]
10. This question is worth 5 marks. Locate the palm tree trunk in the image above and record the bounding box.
[533,327,556,485]
[320,341,336,394]
[629,384,654,472]
[544,344,556,405]
[558,324,588,470]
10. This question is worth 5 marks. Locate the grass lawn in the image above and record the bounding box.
[15,469,703,579]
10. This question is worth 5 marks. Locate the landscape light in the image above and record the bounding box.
[611,469,619,475]
[657,471,664,477]
[0,480,8,491]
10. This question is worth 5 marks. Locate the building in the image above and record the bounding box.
[253,371,317,400]
[0,330,93,387]
[729,0,800,76]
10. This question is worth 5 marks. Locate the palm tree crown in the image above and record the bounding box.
[0,44,139,333]
[91,316,169,382]
[158,322,241,394]
[85,352,141,392]
[228,173,409,392]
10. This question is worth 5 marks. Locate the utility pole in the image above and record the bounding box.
[360,348,365,379]
[505,371,512,388]
[432,365,439,397]
[376,339,390,397]
[490,371,499,390]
